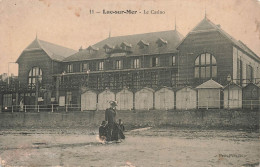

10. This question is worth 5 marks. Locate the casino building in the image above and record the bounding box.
[1,17,260,110]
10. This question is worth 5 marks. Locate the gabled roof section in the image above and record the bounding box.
[223,82,242,89]
[87,45,99,51]
[16,38,77,63]
[196,79,223,89]
[120,42,132,48]
[137,40,149,47]
[177,17,260,62]
[156,38,168,45]
[103,44,113,49]
[242,82,260,89]
[64,29,184,62]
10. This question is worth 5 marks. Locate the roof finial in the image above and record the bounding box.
[175,16,176,30]
[204,7,207,19]
[109,28,111,38]
[36,32,38,39]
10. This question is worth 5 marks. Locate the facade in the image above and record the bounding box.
[98,89,115,110]
[242,83,260,109]
[176,87,197,110]
[223,83,242,109]
[134,87,154,110]
[116,88,133,110]
[81,89,97,111]
[154,87,175,110]
[1,17,260,111]
[196,79,223,109]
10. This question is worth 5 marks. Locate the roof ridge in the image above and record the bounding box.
[108,29,179,39]
[38,39,76,51]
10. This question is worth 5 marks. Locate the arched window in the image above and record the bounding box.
[194,53,217,79]
[28,67,42,86]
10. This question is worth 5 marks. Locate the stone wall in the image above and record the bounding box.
[0,109,258,130]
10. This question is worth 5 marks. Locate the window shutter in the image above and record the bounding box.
[169,56,172,66]
[150,57,152,67]
[131,59,133,68]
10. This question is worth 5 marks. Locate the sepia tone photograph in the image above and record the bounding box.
[0,0,259,166]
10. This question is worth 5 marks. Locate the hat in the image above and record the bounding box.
[109,101,118,106]
[101,121,106,126]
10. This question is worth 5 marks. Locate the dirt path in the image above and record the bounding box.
[0,128,259,167]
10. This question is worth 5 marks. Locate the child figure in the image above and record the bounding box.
[99,121,108,142]
[118,119,125,139]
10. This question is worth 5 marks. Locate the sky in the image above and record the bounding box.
[0,0,260,75]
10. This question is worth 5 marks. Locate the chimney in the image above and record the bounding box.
[79,46,83,52]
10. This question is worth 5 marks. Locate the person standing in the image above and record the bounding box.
[105,101,117,141]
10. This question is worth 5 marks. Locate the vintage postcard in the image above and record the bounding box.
[0,0,259,166]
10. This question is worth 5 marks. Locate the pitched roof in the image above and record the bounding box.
[17,38,77,62]
[64,30,183,62]
[196,79,223,89]
[223,82,242,89]
[177,17,260,62]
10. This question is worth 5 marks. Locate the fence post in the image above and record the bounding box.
[207,100,209,110]
[12,105,13,113]
[52,104,54,113]
[66,104,68,112]
[38,105,40,112]
[250,100,253,110]
[25,105,26,112]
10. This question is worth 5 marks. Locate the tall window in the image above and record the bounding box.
[246,64,254,82]
[28,67,42,86]
[67,64,73,73]
[115,60,122,69]
[152,57,159,67]
[81,63,89,72]
[194,53,217,79]
[133,58,140,68]
[172,56,176,66]
[98,61,104,71]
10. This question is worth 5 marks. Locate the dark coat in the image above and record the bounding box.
[99,125,107,138]
[105,108,116,124]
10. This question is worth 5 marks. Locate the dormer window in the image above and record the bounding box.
[156,38,167,47]
[87,45,99,54]
[120,42,132,51]
[137,40,149,49]
[103,44,113,53]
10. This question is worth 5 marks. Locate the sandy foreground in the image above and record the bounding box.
[0,127,259,167]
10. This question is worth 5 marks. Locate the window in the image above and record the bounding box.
[3,94,12,107]
[152,57,159,67]
[246,65,254,82]
[105,48,111,53]
[172,56,176,66]
[115,60,122,69]
[81,63,89,72]
[67,64,73,73]
[28,67,42,87]
[133,58,140,68]
[194,53,217,79]
[66,91,72,105]
[98,61,104,71]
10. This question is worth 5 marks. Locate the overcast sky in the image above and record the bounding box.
[0,0,260,75]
